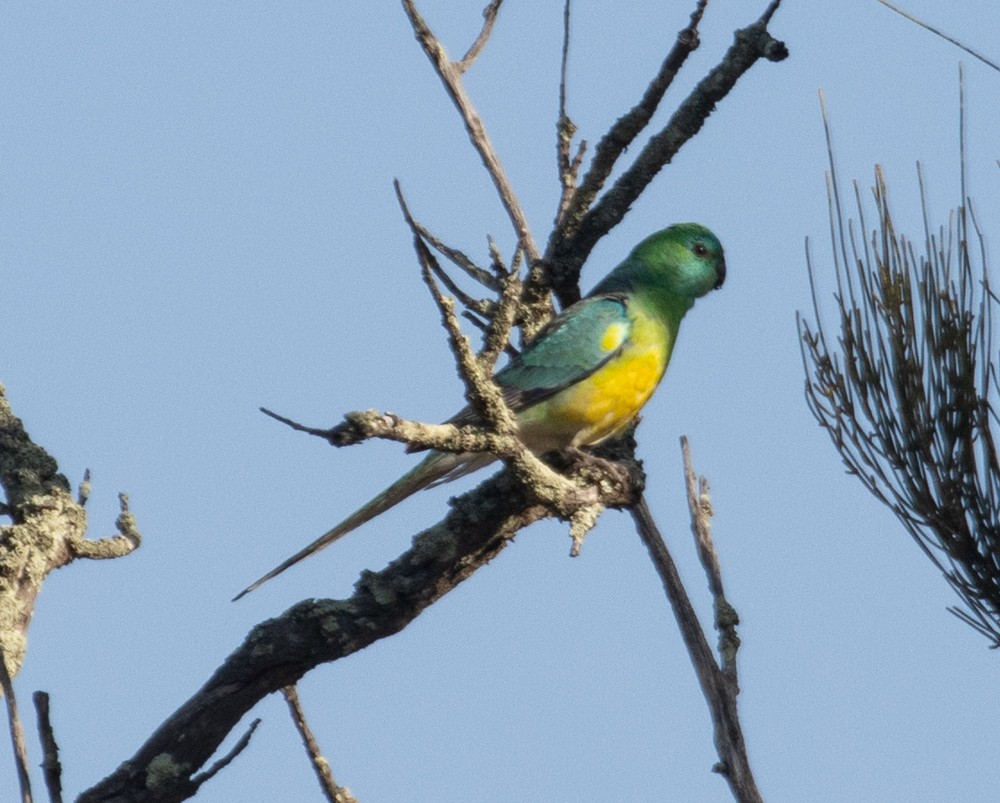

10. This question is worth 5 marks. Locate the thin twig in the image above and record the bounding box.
[401,0,541,266]
[681,436,740,679]
[0,643,33,803]
[554,0,582,227]
[414,237,518,437]
[77,468,91,506]
[282,686,358,803]
[32,692,63,803]
[463,310,521,359]
[456,0,504,73]
[394,180,499,291]
[544,0,787,306]
[189,718,261,788]
[632,483,759,803]
[553,0,708,243]
[477,254,523,373]
[68,493,141,560]
[876,0,1000,72]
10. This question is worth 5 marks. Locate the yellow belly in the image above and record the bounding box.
[516,315,672,452]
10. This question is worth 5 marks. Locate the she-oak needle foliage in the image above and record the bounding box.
[799,165,1000,647]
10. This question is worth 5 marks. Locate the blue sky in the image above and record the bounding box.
[2,2,999,801]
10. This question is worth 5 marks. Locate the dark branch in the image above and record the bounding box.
[543,2,787,306]
[189,719,261,789]
[80,452,642,803]
[33,692,63,803]
[0,643,33,803]
[551,0,708,243]
[632,485,759,803]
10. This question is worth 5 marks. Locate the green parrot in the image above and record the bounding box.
[235,222,725,599]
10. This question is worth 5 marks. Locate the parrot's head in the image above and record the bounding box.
[627,222,726,299]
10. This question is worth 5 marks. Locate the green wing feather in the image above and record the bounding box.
[441,294,632,434]
[238,296,635,597]
[497,294,631,405]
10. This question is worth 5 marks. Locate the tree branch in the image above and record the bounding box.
[393,180,500,293]
[551,0,708,243]
[455,0,504,73]
[876,0,1000,72]
[282,685,357,803]
[401,0,541,267]
[632,464,758,802]
[554,0,584,229]
[543,1,787,306]
[0,641,33,803]
[681,436,740,678]
[33,692,63,803]
[80,451,643,803]
[0,386,140,678]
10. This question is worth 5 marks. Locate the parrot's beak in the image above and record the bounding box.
[713,256,727,290]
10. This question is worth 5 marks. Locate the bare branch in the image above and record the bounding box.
[477,256,522,373]
[553,0,708,240]
[462,310,521,360]
[455,0,504,73]
[414,236,519,437]
[543,2,787,305]
[394,180,499,292]
[396,182,522,368]
[0,386,140,678]
[681,437,740,679]
[876,0,1000,72]
[283,686,358,803]
[0,642,33,803]
[261,406,510,456]
[632,490,759,803]
[80,448,643,802]
[67,493,141,561]
[554,0,582,227]
[33,692,63,803]
[189,719,261,788]
[401,0,541,266]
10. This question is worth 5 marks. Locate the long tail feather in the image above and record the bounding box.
[233,450,493,600]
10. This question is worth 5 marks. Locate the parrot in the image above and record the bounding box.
[234,222,725,599]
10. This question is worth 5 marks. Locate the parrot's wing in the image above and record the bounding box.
[412,294,631,445]
[494,293,631,411]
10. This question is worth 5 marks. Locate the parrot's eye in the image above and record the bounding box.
[692,242,708,257]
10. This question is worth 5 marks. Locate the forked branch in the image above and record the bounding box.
[631,439,757,803]
[543,0,787,306]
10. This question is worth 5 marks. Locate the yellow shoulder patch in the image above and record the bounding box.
[600,321,628,352]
